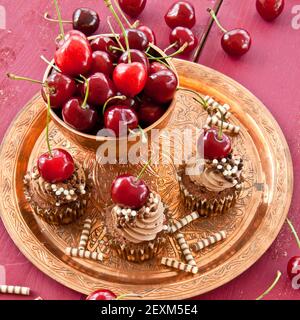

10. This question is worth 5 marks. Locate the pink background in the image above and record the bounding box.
[0,0,299,300]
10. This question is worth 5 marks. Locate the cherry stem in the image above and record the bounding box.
[136,158,152,180]
[44,12,72,24]
[207,8,227,34]
[53,0,65,40]
[102,95,127,115]
[113,0,132,28]
[129,126,147,144]
[7,73,44,85]
[255,271,281,300]
[45,91,53,157]
[176,87,209,110]
[164,42,178,53]
[131,20,140,28]
[107,16,125,52]
[40,55,62,73]
[287,218,300,249]
[145,52,171,69]
[116,293,143,300]
[81,76,89,109]
[218,112,225,140]
[109,45,124,52]
[104,0,131,63]
[148,43,188,60]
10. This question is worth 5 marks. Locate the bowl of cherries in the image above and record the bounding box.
[42,0,179,151]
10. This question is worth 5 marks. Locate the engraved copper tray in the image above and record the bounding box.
[0,59,293,299]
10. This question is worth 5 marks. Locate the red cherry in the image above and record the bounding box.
[118,0,147,18]
[55,30,86,49]
[137,25,156,45]
[72,7,100,36]
[144,69,178,104]
[256,0,284,21]
[165,1,196,29]
[104,105,138,136]
[138,101,165,127]
[41,73,76,109]
[90,51,114,76]
[198,129,232,160]
[287,256,300,281]
[86,289,117,300]
[111,174,149,209]
[113,62,147,97]
[118,49,149,71]
[55,33,92,77]
[82,73,116,106]
[108,95,139,110]
[90,36,120,61]
[37,148,75,183]
[221,29,252,56]
[62,98,98,132]
[120,28,149,51]
[170,27,198,53]
[149,62,168,74]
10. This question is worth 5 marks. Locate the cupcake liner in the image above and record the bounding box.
[179,179,241,216]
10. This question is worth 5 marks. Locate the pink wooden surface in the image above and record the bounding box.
[0,0,298,300]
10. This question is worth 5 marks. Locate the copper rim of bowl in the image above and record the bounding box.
[42,34,179,143]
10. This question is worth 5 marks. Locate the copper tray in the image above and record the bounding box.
[0,59,293,299]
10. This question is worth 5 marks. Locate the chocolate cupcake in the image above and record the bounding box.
[177,153,243,216]
[107,172,169,262]
[24,160,89,225]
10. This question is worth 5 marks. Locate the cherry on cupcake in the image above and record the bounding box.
[256,0,284,21]
[44,7,100,36]
[144,69,178,103]
[199,128,232,160]
[113,62,147,97]
[120,28,149,51]
[169,26,198,53]
[286,219,300,289]
[118,49,150,71]
[7,73,76,109]
[90,51,114,76]
[37,149,75,183]
[137,25,156,45]
[165,1,196,29]
[138,101,165,127]
[208,8,251,56]
[118,0,147,18]
[111,161,151,209]
[104,105,138,136]
[82,72,116,106]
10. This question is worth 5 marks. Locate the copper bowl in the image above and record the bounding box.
[42,34,178,152]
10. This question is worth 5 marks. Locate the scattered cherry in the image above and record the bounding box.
[82,73,116,106]
[120,28,149,51]
[165,1,196,29]
[90,36,120,61]
[138,101,165,127]
[113,62,147,97]
[111,173,149,209]
[208,8,251,57]
[90,51,114,76]
[72,8,100,36]
[137,25,156,45]
[199,128,232,160]
[118,49,149,71]
[62,98,98,132]
[118,0,147,18]
[104,105,138,136]
[144,69,178,103]
[256,0,284,21]
[37,148,75,183]
[55,32,92,76]
[149,62,168,74]
[86,289,117,300]
[169,27,198,53]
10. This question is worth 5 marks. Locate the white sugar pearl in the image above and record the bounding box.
[223,171,228,176]
[116,208,122,215]
[69,190,75,195]
[221,158,227,163]
[127,209,131,214]
[217,165,223,170]
[212,159,218,164]
[226,165,232,171]
[55,191,61,196]
[131,210,137,217]
[81,190,86,195]
[121,209,127,216]
[51,184,57,190]
[66,195,71,200]
[59,187,64,192]
[55,202,60,207]
[64,190,69,196]
[145,207,150,213]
